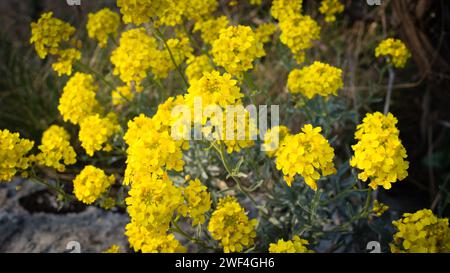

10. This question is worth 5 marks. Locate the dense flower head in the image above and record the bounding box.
[51,48,81,76]
[194,16,230,45]
[269,236,314,253]
[125,221,186,253]
[319,0,345,23]
[110,28,158,88]
[279,15,320,63]
[255,23,278,44]
[79,113,120,156]
[33,125,76,172]
[275,124,336,190]
[271,0,303,21]
[149,36,193,79]
[0,129,34,182]
[87,8,121,48]
[185,55,214,83]
[287,61,343,99]
[30,12,76,59]
[350,112,409,190]
[184,71,243,111]
[58,72,102,125]
[375,38,411,68]
[372,200,389,217]
[116,0,164,25]
[179,178,212,226]
[112,85,134,106]
[73,165,115,204]
[263,125,290,157]
[126,172,184,234]
[123,114,186,185]
[208,196,258,253]
[391,209,450,253]
[211,25,265,78]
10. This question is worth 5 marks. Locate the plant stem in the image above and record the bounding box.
[383,66,395,115]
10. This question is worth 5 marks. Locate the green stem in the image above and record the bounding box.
[383,66,395,115]
[74,61,116,91]
[170,220,216,250]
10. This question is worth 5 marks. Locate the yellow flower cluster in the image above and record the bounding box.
[255,23,278,44]
[350,112,409,190]
[79,113,120,156]
[279,15,321,63]
[151,37,193,79]
[33,125,76,172]
[211,25,265,78]
[116,0,163,25]
[103,245,121,253]
[262,125,290,157]
[58,72,102,125]
[73,165,115,204]
[110,28,157,89]
[0,129,33,182]
[185,55,214,83]
[275,124,336,190]
[208,196,257,253]
[372,200,389,217]
[391,209,450,253]
[30,12,81,76]
[271,0,303,21]
[194,16,230,45]
[179,178,212,226]
[86,8,121,48]
[375,38,411,68]
[319,0,345,23]
[268,236,314,253]
[112,85,134,106]
[217,108,257,154]
[125,172,185,252]
[287,61,343,99]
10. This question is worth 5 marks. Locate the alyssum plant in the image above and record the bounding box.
[1,0,449,253]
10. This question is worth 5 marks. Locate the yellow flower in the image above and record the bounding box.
[255,23,278,44]
[87,8,121,48]
[79,113,120,156]
[287,61,343,99]
[179,178,212,226]
[33,125,76,172]
[126,172,184,234]
[30,12,76,59]
[112,85,134,106]
[372,200,389,217]
[350,112,409,190]
[375,38,411,68]
[103,245,121,253]
[111,28,158,89]
[271,0,303,21]
[279,14,320,63]
[116,0,164,25]
[125,221,186,253]
[185,55,214,83]
[262,125,290,157]
[275,124,336,190]
[58,72,102,125]
[249,0,262,5]
[194,16,230,45]
[269,236,314,253]
[0,129,34,182]
[390,209,450,253]
[73,165,115,204]
[208,196,258,253]
[319,0,345,23]
[212,25,265,78]
[51,48,81,77]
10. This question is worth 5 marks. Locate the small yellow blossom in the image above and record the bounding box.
[287,61,343,99]
[255,23,278,44]
[208,196,258,253]
[372,200,389,217]
[103,245,121,253]
[185,55,214,83]
[319,0,345,23]
[263,125,290,157]
[269,236,314,253]
[375,38,411,68]
[275,124,336,190]
[350,112,409,190]
[73,165,115,204]
[179,178,212,226]
[0,129,34,182]
[112,85,134,106]
[271,0,303,21]
[194,16,230,45]
[391,209,450,253]
[87,8,121,48]
[78,113,120,156]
